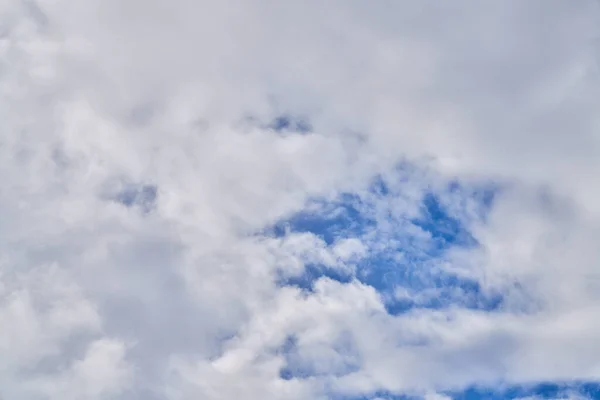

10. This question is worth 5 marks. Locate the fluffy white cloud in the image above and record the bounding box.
[2,0,600,399]
[29,339,132,400]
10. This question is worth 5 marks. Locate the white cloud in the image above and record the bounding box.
[31,339,132,400]
[2,0,600,399]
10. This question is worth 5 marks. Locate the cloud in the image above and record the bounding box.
[2,0,600,399]
[30,339,132,400]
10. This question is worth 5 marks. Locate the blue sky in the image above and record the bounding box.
[270,169,502,314]
[336,382,600,400]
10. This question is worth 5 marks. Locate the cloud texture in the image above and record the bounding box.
[2,0,600,399]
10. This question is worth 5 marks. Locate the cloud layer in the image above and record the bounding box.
[2,0,600,399]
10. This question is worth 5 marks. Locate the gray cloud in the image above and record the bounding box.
[2,0,600,399]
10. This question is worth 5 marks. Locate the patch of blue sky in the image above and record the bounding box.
[412,192,478,251]
[383,284,504,316]
[268,192,375,246]
[113,182,158,214]
[267,168,503,314]
[324,381,600,400]
[276,263,353,291]
[331,392,418,400]
[356,251,503,315]
[237,113,314,137]
[441,179,501,224]
[269,114,313,134]
[446,381,600,399]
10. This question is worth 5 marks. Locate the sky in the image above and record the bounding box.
[2,1,600,399]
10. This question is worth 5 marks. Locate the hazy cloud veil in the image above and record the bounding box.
[2,1,600,399]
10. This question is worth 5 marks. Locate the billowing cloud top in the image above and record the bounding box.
[2,1,600,399]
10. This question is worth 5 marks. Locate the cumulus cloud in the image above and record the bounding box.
[2,0,600,399]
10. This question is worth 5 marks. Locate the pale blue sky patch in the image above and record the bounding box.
[269,114,313,134]
[113,182,158,214]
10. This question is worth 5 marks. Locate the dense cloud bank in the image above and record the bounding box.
[2,1,600,399]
